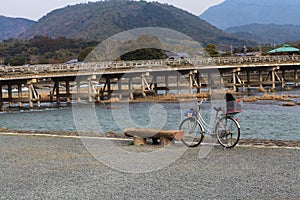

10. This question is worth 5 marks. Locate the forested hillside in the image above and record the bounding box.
[21,1,243,46]
[0,36,98,66]
[0,16,36,41]
[200,0,300,29]
[226,24,300,44]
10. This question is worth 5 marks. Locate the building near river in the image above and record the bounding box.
[268,44,300,55]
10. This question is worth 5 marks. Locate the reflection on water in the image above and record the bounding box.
[0,99,299,141]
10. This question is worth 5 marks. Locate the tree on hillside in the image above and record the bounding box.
[119,35,165,60]
[120,48,165,61]
[8,54,28,66]
[205,44,219,57]
[78,46,95,62]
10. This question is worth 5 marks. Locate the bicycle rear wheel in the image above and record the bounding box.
[216,116,240,148]
[179,117,204,147]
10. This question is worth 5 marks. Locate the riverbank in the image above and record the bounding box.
[0,129,299,148]
[2,92,300,112]
[241,93,300,104]
[0,134,298,199]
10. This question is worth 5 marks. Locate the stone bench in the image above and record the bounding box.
[124,128,184,146]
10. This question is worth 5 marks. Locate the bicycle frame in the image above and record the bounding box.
[196,110,219,135]
[192,100,228,136]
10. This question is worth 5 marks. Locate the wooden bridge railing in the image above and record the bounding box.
[0,59,168,75]
[188,55,300,66]
[1,55,300,76]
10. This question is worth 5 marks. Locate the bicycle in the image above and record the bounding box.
[179,97,241,148]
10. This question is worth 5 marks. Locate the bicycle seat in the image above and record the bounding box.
[214,107,222,112]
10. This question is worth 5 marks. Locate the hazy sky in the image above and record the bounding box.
[0,0,224,21]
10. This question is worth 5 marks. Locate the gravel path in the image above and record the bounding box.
[0,135,299,199]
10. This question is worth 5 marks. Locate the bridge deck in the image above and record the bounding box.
[1,55,300,80]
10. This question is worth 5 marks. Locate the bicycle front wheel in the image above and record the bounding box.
[179,117,204,147]
[216,116,240,148]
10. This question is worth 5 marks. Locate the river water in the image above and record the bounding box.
[0,95,299,141]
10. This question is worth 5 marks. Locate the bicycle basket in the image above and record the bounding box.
[226,100,242,114]
[184,109,196,117]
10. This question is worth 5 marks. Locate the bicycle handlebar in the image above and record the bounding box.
[197,99,203,105]
[214,107,222,112]
[197,98,207,105]
[197,99,222,114]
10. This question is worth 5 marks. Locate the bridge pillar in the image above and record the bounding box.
[153,76,158,95]
[282,69,286,81]
[165,75,169,95]
[247,71,251,91]
[103,77,112,99]
[17,83,23,107]
[207,72,213,94]
[232,71,237,92]
[219,72,224,91]
[271,69,276,90]
[107,78,112,99]
[0,84,5,112]
[281,69,286,89]
[129,77,133,100]
[294,69,298,87]
[66,80,70,104]
[76,80,81,103]
[189,71,193,94]
[55,80,60,105]
[141,74,146,97]
[88,80,93,103]
[259,71,263,90]
[26,79,40,109]
[176,75,181,95]
[28,82,33,108]
[0,102,4,111]
[192,72,201,93]
[7,84,12,107]
[118,78,122,100]
[198,73,202,94]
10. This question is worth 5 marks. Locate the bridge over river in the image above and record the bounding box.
[1,55,300,111]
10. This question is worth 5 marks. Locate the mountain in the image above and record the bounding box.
[226,24,300,44]
[21,1,246,46]
[200,0,300,30]
[0,16,36,41]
